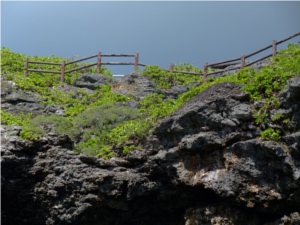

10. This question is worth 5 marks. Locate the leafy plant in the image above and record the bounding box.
[0,47,112,91]
[108,119,152,147]
[123,145,135,154]
[271,113,284,122]
[260,128,281,141]
[0,110,32,126]
[67,103,145,156]
[142,63,203,89]
[75,138,114,159]
[20,115,72,140]
[71,103,143,139]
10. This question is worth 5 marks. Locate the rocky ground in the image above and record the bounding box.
[1,71,300,225]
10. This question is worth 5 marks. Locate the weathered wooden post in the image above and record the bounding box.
[241,54,246,68]
[24,58,28,77]
[134,52,139,73]
[97,51,102,74]
[61,60,65,82]
[272,40,277,56]
[169,63,174,72]
[203,62,208,82]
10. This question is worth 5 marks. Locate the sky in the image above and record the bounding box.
[1,1,300,75]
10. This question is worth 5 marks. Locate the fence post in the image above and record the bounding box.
[61,60,65,82]
[169,63,174,72]
[272,40,277,56]
[134,52,139,73]
[24,58,28,77]
[203,62,208,82]
[241,54,245,68]
[97,51,102,74]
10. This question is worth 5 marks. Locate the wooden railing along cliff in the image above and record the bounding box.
[24,32,300,82]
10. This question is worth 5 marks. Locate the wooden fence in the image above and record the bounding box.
[202,31,300,79]
[163,31,300,79]
[24,52,141,82]
[24,31,300,82]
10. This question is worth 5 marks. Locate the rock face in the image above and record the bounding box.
[1,75,300,225]
[75,73,113,90]
[116,73,190,100]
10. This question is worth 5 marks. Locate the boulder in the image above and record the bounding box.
[1,89,46,116]
[74,73,113,90]
[154,82,254,149]
[116,72,162,99]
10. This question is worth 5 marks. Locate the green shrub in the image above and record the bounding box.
[0,110,31,126]
[71,103,143,140]
[75,138,114,159]
[271,113,284,122]
[64,85,132,117]
[108,119,152,147]
[1,47,25,75]
[20,115,72,140]
[260,128,281,141]
[123,145,135,154]
[142,63,203,89]
[139,93,178,120]
[0,47,113,91]
[70,103,144,157]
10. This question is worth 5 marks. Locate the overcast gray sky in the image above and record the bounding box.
[1,1,300,75]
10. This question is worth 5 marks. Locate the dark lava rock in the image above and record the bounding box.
[75,73,113,90]
[116,72,162,99]
[2,76,300,225]
[1,89,46,116]
[115,73,192,100]
[162,85,189,99]
[184,203,261,225]
[154,82,253,149]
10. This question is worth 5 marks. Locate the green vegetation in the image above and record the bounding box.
[20,114,72,141]
[1,47,112,93]
[1,44,300,158]
[70,103,144,158]
[142,63,203,89]
[0,110,31,126]
[260,128,281,141]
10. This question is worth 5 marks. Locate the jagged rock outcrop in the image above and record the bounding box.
[1,75,300,225]
[74,73,113,90]
[0,80,64,117]
[115,73,163,100]
[116,73,191,100]
[1,86,45,116]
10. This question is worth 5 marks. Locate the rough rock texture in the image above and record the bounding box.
[184,203,261,225]
[75,73,113,90]
[2,75,300,225]
[115,73,163,99]
[115,73,190,100]
[0,80,66,117]
[1,88,45,116]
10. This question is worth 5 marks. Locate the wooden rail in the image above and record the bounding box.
[24,32,300,82]
[24,52,140,82]
[203,31,300,79]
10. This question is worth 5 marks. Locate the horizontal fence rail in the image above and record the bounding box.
[24,52,140,82]
[24,31,300,82]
